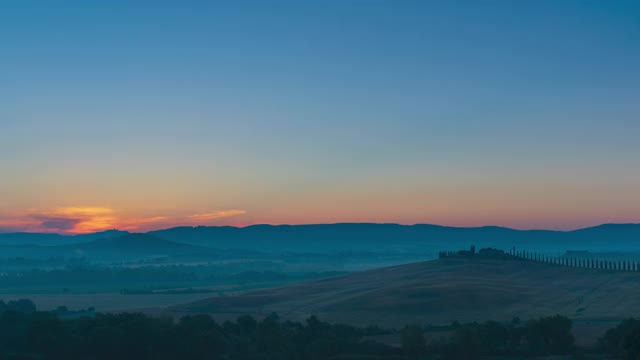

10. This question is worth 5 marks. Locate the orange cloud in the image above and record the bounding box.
[31,207,116,233]
[0,207,248,234]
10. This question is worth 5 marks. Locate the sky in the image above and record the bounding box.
[1,0,640,233]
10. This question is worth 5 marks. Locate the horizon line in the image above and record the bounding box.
[2,221,640,236]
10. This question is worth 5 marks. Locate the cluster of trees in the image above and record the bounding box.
[0,299,36,314]
[599,318,640,359]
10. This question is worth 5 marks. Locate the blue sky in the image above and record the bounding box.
[1,1,640,232]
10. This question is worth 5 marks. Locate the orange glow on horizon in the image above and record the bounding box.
[0,207,249,234]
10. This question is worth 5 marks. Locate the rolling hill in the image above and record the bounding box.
[174,255,640,327]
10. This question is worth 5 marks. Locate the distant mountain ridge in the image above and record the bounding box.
[63,233,200,253]
[2,223,640,254]
[149,223,640,253]
[0,230,129,246]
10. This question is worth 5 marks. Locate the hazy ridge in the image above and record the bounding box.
[2,223,640,254]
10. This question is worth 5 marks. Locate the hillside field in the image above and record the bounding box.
[176,256,640,328]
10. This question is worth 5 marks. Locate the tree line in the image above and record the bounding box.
[4,299,637,359]
[440,246,640,272]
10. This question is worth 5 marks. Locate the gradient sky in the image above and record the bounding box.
[2,1,640,233]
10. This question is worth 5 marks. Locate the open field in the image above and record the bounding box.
[0,292,218,312]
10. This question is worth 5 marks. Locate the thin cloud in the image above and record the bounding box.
[30,215,82,231]
[187,210,247,221]
[116,216,168,231]
[54,207,114,216]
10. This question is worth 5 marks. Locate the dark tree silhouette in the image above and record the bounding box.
[402,325,427,359]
